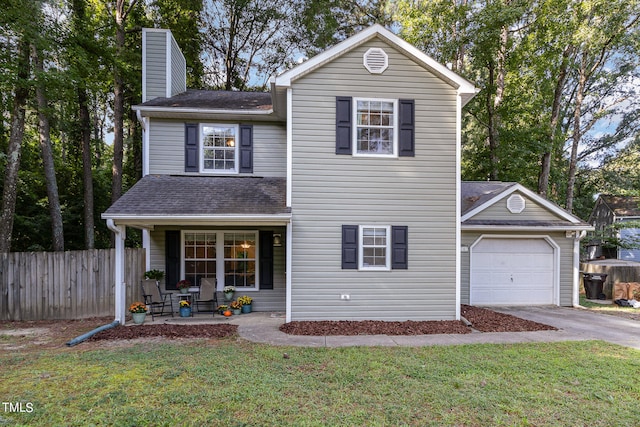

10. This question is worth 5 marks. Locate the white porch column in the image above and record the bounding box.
[107,219,127,325]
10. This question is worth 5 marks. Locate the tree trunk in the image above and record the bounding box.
[538,45,572,197]
[72,0,95,249]
[112,0,126,205]
[0,41,29,253]
[79,88,95,249]
[566,52,588,213]
[32,43,64,251]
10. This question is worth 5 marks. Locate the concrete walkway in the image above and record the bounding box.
[154,307,640,349]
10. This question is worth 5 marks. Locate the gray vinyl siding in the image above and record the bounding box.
[144,31,167,101]
[472,191,564,222]
[148,119,286,177]
[290,38,459,321]
[460,231,575,307]
[148,226,286,311]
[170,36,186,96]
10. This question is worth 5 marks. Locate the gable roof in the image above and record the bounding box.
[271,24,478,106]
[102,175,291,227]
[594,195,640,218]
[461,181,592,230]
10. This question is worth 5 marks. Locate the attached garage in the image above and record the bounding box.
[460,182,592,307]
[470,237,557,305]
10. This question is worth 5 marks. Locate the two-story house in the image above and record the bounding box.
[103,25,591,324]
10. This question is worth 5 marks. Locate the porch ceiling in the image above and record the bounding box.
[102,175,290,228]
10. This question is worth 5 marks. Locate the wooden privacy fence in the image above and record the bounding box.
[0,248,145,321]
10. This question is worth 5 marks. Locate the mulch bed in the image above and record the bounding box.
[461,305,557,333]
[279,305,557,336]
[89,324,238,341]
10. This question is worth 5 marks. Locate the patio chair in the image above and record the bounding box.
[194,278,218,316]
[140,279,174,319]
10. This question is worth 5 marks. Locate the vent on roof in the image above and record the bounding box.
[507,194,526,214]
[363,48,388,74]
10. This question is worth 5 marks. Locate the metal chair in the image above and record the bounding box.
[140,279,174,319]
[194,278,218,316]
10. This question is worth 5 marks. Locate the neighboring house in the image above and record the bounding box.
[103,25,592,324]
[588,195,640,261]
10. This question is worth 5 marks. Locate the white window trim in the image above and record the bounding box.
[199,123,240,174]
[358,225,391,270]
[352,98,398,158]
[180,230,260,291]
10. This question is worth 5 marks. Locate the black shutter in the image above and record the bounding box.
[391,226,408,269]
[259,230,274,289]
[239,124,253,173]
[398,99,415,157]
[342,225,358,269]
[336,96,352,154]
[165,230,181,290]
[185,123,199,171]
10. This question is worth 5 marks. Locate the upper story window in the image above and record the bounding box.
[201,124,239,173]
[354,98,398,156]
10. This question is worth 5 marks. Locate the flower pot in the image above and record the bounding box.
[241,304,252,314]
[178,288,189,295]
[232,308,241,315]
[179,307,192,317]
[224,292,234,301]
[131,312,146,325]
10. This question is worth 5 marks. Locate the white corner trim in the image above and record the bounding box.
[455,93,462,320]
[142,29,147,102]
[286,88,292,207]
[461,183,583,224]
[285,221,292,323]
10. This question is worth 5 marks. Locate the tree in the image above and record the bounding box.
[0,0,35,252]
[201,0,304,90]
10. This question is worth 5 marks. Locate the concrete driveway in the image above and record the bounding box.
[493,306,640,350]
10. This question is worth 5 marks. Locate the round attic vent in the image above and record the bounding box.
[363,48,388,74]
[507,194,526,214]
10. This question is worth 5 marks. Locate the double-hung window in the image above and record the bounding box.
[359,225,391,270]
[201,124,238,172]
[354,98,397,156]
[182,230,258,290]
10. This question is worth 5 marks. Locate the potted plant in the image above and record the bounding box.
[230,300,242,315]
[179,300,192,317]
[223,286,236,301]
[177,279,191,294]
[238,295,253,313]
[129,302,148,324]
[217,304,228,315]
[144,269,164,282]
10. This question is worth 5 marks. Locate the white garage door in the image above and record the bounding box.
[471,238,556,305]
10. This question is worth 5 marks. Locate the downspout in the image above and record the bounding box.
[107,219,127,325]
[573,230,587,308]
[66,320,120,346]
[136,110,151,268]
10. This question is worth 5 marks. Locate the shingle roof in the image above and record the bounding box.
[139,90,272,110]
[104,175,288,217]
[598,195,640,217]
[461,181,516,216]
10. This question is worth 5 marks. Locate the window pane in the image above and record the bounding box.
[202,126,236,171]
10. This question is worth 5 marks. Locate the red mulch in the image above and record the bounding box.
[461,305,557,333]
[279,305,557,336]
[89,324,238,341]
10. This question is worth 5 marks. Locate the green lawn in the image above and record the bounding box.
[1,339,639,426]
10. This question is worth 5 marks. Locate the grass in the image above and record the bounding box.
[1,339,639,426]
[579,295,639,313]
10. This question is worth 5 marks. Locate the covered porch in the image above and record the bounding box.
[102,175,291,325]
